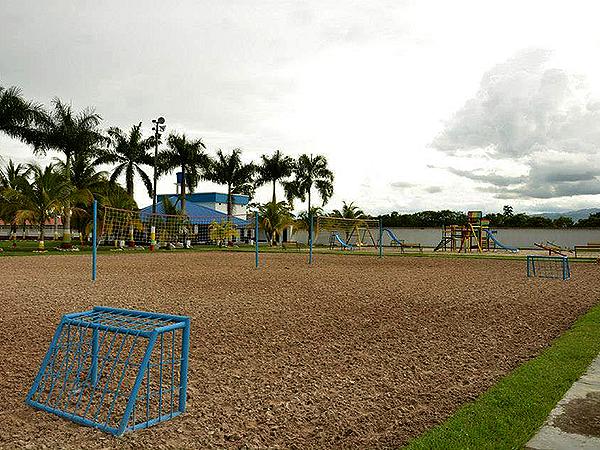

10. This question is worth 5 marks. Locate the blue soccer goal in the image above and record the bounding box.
[26,307,190,436]
[526,255,571,280]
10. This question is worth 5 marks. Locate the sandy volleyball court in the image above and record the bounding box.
[0,251,598,449]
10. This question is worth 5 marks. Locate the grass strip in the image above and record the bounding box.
[404,302,600,449]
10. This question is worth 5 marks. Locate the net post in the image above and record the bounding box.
[309,213,313,265]
[92,199,97,281]
[255,212,259,269]
[378,218,383,259]
[150,225,156,252]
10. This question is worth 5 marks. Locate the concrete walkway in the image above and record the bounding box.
[526,354,600,449]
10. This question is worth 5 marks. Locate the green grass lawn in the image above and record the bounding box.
[404,301,600,449]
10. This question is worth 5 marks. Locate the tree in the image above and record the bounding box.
[56,152,109,243]
[256,150,294,203]
[32,99,105,246]
[332,201,366,219]
[0,85,42,141]
[209,221,239,247]
[9,163,71,250]
[157,195,190,245]
[159,133,208,214]
[577,213,600,227]
[294,206,324,242]
[204,148,256,216]
[283,154,334,217]
[0,159,28,238]
[258,201,294,246]
[554,216,574,228]
[96,180,138,211]
[97,123,154,198]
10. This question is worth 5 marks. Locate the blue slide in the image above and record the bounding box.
[383,228,404,245]
[333,232,353,249]
[485,229,518,253]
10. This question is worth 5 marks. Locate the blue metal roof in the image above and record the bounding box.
[139,196,248,226]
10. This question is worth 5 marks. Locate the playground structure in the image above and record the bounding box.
[382,228,423,253]
[316,216,380,252]
[434,211,518,253]
[526,255,571,280]
[27,307,190,436]
[534,241,571,256]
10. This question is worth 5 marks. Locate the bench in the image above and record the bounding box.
[399,242,423,253]
[574,244,600,258]
[282,241,307,252]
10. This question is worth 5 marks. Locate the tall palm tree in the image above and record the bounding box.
[0,85,42,141]
[256,150,294,204]
[332,201,366,219]
[0,159,28,237]
[9,163,71,250]
[32,99,105,246]
[159,133,208,214]
[283,154,334,217]
[204,149,256,217]
[97,123,154,198]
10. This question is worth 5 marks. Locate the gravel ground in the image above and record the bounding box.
[0,251,598,449]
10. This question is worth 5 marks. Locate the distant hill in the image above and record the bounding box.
[533,208,600,221]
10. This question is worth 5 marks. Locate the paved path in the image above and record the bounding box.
[527,354,600,449]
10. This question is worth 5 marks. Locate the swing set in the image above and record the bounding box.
[317,217,379,251]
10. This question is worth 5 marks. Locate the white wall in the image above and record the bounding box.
[200,201,246,217]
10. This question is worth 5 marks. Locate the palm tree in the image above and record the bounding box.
[57,152,109,244]
[332,201,366,219]
[96,179,138,211]
[97,123,154,198]
[32,99,105,246]
[283,154,334,217]
[258,201,294,246]
[9,163,71,250]
[256,150,294,204]
[294,206,324,243]
[0,85,42,141]
[0,159,28,238]
[204,149,256,217]
[159,133,208,214]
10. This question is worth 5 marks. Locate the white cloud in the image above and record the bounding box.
[433,49,600,201]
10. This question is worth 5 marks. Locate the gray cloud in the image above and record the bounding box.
[434,49,600,199]
[424,186,442,193]
[446,168,526,187]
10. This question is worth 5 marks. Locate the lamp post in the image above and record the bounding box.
[151,117,166,213]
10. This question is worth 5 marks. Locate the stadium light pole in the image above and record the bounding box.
[151,117,166,214]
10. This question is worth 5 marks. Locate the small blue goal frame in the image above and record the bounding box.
[526,255,571,280]
[26,307,190,436]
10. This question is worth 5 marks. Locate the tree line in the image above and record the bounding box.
[0,85,335,248]
[378,205,600,228]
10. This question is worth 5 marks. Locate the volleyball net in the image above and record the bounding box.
[99,206,252,249]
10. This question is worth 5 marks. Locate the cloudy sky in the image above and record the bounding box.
[2,0,600,215]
